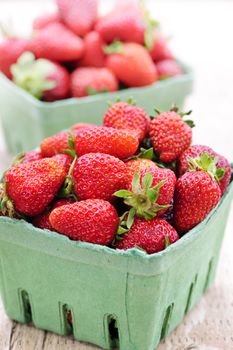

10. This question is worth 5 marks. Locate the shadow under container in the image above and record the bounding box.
[0,182,232,350]
[0,64,193,154]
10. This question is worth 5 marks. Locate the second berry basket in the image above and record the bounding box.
[0,63,193,155]
[0,176,232,350]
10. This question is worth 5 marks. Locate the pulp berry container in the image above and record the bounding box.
[0,181,232,350]
[0,63,193,155]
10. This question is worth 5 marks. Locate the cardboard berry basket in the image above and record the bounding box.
[0,63,193,155]
[0,177,232,350]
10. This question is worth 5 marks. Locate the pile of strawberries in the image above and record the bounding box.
[0,101,231,254]
[0,0,183,101]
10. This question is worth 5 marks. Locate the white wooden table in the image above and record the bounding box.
[0,1,233,349]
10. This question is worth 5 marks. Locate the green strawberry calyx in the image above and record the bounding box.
[11,51,56,100]
[0,181,15,218]
[104,41,124,55]
[114,172,170,221]
[187,152,226,184]
[152,106,195,128]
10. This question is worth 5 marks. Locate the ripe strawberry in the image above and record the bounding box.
[49,199,119,245]
[173,171,221,233]
[40,132,70,157]
[79,31,105,68]
[74,126,139,159]
[52,154,73,173]
[106,42,158,87]
[70,123,96,134]
[103,101,150,141]
[2,158,67,217]
[95,4,146,44]
[12,150,43,166]
[115,168,176,219]
[11,52,70,101]
[149,33,174,63]
[71,67,118,97]
[33,12,61,31]
[32,198,75,230]
[72,153,126,201]
[56,0,98,37]
[157,59,182,79]
[125,158,157,185]
[29,23,84,61]
[149,109,193,163]
[0,38,29,78]
[178,145,231,195]
[116,217,179,254]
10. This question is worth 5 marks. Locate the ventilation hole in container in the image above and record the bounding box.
[19,289,32,323]
[62,304,74,335]
[160,303,174,340]
[203,258,214,292]
[185,274,198,314]
[106,315,120,349]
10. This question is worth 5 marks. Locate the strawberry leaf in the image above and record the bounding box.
[142,172,153,190]
[114,190,133,198]
[165,235,171,248]
[185,120,195,128]
[132,173,141,193]
[147,188,158,203]
[139,147,154,160]
[126,208,136,229]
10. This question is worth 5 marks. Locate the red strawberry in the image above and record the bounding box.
[149,33,174,63]
[157,59,182,79]
[116,217,179,254]
[103,101,150,141]
[125,158,157,185]
[0,38,29,78]
[11,52,70,101]
[71,67,118,97]
[12,150,43,166]
[95,4,146,44]
[52,154,73,173]
[29,23,84,61]
[33,12,61,30]
[173,170,221,234]
[70,123,96,134]
[178,145,231,195]
[56,0,98,37]
[115,168,176,219]
[149,109,193,163]
[74,126,139,159]
[2,158,67,217]
[79,31,105,68]
[106,42,158,87]
[49,199,119,245]
[40,132,70,157]
[72,153,126,201]
[32,198,75,230]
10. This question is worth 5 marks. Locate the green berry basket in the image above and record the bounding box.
[0,175,232,350]
[0,62,193,155]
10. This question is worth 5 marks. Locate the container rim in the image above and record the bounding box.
[0,60,194,109]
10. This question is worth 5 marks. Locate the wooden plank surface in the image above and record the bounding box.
[0,1,233,349]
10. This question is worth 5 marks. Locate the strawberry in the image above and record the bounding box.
[116,217,179,254]
[40,132,70,157]
[103,101,150,142]
[12,150,43,166]
[95,4,146,45]
[2,158,67,217]
[33,12,61,30]
[149,33,174,63]
[32,198,75,230]
[125,158,157,185]
[70,123,96,134]
[28,23,84,61]
[173,171,221,234]
[105,42,158,87]
[72,153,126,201]
[0,38,29,78]
[70,67,118,97]
[74,126,139,159]
[178,145,231,195]
[149,108,193,163]
[157,59,183,79]
[79,31,105,68]
[11,52,70,101]
[56,0,98,37]
[49,199,119,245]
[115,168,176,219]
[52,154,73,173]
